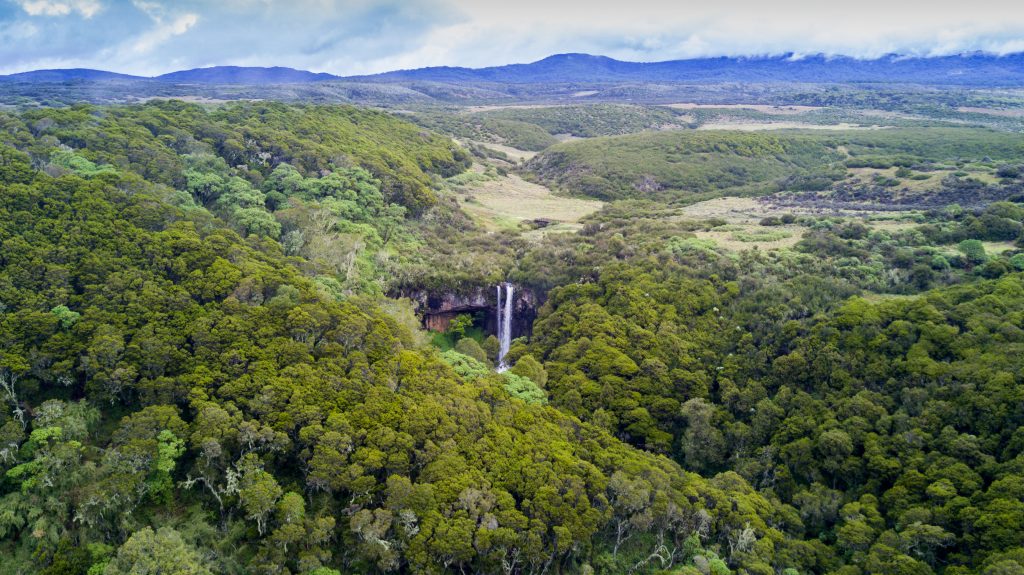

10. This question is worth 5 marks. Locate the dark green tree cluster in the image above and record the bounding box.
[0,138,792,574]
[2,101,470,215]
[6,97,1024,575]
[524,248,1024,574]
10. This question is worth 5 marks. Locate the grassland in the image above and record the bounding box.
[447,166,603,232]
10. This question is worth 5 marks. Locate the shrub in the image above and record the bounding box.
[511,354,548,387]
[958,239,988,265]
[454,338,488,364]
[502,373,547,404]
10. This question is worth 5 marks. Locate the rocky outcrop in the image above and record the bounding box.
[403,285,540,339]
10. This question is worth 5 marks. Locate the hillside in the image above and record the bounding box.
[2,96,1024,575]
[155,66,340,84]
[7,102,468,214]
[526,128,1024,202]
[0,69,143,83]
[0,104,797,575]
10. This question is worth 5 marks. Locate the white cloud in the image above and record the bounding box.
[4,0,1024,76]
[0,19,38,41]
[130,12,198,53]
[18,0,101,18]
[122,1,198,54]
[349,0,1024,73]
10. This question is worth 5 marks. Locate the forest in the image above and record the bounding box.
[1,91,1024,575]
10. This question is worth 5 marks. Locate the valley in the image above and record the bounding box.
[2,51,1024,575]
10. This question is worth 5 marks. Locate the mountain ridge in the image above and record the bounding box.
[2,51,1023,86]
[350,51,1024,85]
[155,65,338,84]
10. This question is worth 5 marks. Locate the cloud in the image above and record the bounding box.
[17,0,101,18]
[129,12,197,53]
[368,0,1024,72]
[0,19,37,41]
[127,1,198,54]
[2,0,1024,76]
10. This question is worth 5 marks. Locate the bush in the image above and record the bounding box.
[1010,254,1024,271]
[440,350,491,379]
[958,239,988,265]
[454,338,488,364]
[448,313,473,340]
[931,255,951,270]
[482,335,500,364]
[502,373,548,404]
[997,165,1021,179]
[50,305,80,329]
[510,354,548,387]
[980,259,1011,279]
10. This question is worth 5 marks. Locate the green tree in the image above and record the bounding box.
[454,338,488,364]
[448,314,473,340]
[103,527,212,575]
[958,239,987,265]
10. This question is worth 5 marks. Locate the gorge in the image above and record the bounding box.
[403,284,538,347]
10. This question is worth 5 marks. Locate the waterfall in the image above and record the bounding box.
[496,282,514,371]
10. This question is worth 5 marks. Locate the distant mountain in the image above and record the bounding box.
[0,68,143,82]
[349,54,638,83]
[154,66,339,84]
[349,52,1024,86]
[2,53,1023,87]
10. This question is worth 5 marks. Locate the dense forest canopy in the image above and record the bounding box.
[1,95,1024,575]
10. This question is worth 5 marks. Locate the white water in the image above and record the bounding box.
[496,283,514,371]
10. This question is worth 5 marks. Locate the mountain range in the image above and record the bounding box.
[2,52,1024,86]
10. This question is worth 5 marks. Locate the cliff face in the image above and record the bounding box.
[404,285,540,339]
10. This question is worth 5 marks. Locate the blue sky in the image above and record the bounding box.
[2,0,1024,75]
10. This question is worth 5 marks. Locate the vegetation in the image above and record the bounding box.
[527,130,844,201]
[3,92,1024,575]
[526,128,1024,203]
[411,111,559,152]
[476,104,689,138]
[0,126,789,574]
[524,261,1024,575]
[8,101,470,214]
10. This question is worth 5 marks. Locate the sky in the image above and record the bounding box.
[2,0,1024,76]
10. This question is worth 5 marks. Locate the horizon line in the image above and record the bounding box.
[2,49,1023,79]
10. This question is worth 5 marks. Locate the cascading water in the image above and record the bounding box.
[496,282,514,371]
